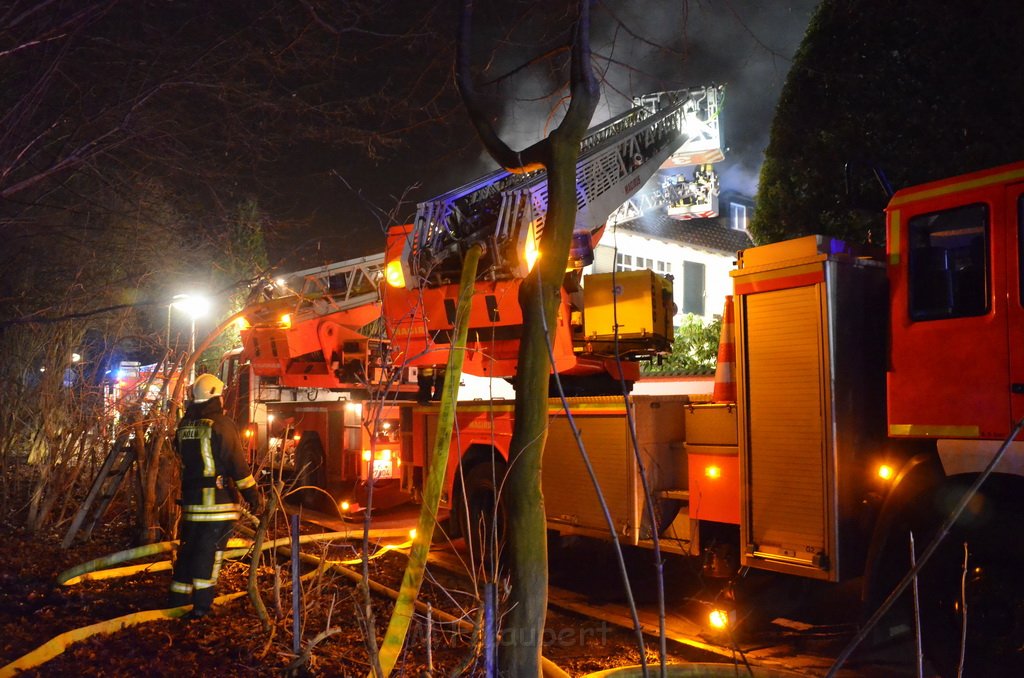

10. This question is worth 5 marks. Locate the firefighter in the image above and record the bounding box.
[169,373,262,618]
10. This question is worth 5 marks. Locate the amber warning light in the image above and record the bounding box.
[522,223,540,274]
[385,259,405,288]
[708,608,735,630]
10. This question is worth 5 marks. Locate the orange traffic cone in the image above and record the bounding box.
[712,295,736,403]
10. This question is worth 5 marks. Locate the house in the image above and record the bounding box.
[588,200,754,325]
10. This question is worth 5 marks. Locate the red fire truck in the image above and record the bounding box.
[224,85,722,508]
[378,160,1024,676]
[219,253,419,509]
[223,79,1023,672]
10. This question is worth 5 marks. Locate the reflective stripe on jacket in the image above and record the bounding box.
[175,398,255,522]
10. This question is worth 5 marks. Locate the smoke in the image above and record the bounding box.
[483,1,819,197]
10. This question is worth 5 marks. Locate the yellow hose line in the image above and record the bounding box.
[0,590,247,677]
[56,537,252,585]
[4,513,418,674]
[62,559,175,585]
[378,243,482,677]
[57,541,177,585]
[60,531,411,586]
[8,524,562,676]
[580,664,804,678]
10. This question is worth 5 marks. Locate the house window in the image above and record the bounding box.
[615,252,672,273]
[730,202,748,231]
[682,260,705,315]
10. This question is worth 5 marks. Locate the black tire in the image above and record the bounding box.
[456,461,507,576]
[914,487,1024,678]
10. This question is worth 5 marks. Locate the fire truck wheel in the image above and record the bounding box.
[915,484,1024,677]
[457,462,507,576]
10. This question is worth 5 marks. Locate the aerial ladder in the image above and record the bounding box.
[384,85,725,388]
[224,253,419,501]
[398,85,724,286]
[234,85,725,394]
[238,252,398,390]
[608,162,721,226]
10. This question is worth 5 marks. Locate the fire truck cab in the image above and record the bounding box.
[864,161,1024,675]
[887,162,1024,448]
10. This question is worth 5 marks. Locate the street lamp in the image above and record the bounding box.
[169,293,211,382]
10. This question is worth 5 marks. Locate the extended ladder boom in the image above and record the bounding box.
[402,84,724,286]
[238,253,390,390]
[272,252,385,321]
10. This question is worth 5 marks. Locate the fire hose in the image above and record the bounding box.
[1,527,411,676]
[2,518,576,677]
[0,519,779,678]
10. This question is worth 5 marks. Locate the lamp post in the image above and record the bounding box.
[166,293,188,354]
[169,293,211,383]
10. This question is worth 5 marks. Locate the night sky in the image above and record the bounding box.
[278,1,819,268]
[0,1,819,273]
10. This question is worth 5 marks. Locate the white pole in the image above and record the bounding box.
[910,531,923,678]
[189,317,197,383]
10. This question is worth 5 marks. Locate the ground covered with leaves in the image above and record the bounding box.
[0,500,720,677]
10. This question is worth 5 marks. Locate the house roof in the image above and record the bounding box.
[610,211,754,256]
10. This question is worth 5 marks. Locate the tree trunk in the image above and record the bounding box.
[503,125,594,675]
[137,430,166,545]
[455,2,598,673]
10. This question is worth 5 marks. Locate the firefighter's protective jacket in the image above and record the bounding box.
[175,397,259,522]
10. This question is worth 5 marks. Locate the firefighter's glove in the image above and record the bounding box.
[242,487,265,516]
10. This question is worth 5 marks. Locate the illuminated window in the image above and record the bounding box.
[616,252,672,274]
[730,203,748,231]
[908,203,988,321]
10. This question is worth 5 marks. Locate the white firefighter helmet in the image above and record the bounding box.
[192,373,225,403]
